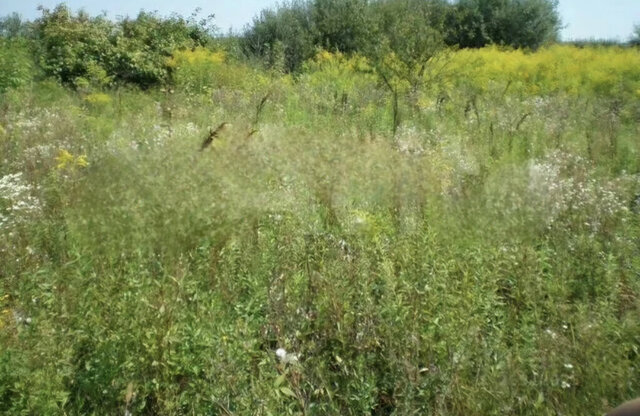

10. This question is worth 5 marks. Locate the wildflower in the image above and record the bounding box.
[0,172,42,230]
[56,149,89,170]
[12,310,31,325]
[561,381,571,389]
[275,348,300,364]
[564,363,573,370]
[84,93,111,106]
[75,154,89,168]
[56,150,74,169]
[269,213,283,222]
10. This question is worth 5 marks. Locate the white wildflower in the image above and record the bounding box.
[561,381,571,389]
[13,310,31,325]
[275,348,300,364]
[0,172,42,231]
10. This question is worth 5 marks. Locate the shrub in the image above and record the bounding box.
[33,5,214,88]
[0,38,34,92]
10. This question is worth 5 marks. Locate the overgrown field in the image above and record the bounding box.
[1,45,640,415]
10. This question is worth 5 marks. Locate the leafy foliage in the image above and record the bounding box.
[0,13,31,38]
[242,0,562,71]
[241,1,316,73]
[33,5,215,88]
[312,0,374,54]
[0,38,34,92]
[445,0,561,49]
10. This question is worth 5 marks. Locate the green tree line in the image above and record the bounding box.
[242,0,563,72]
[3,1,639,90]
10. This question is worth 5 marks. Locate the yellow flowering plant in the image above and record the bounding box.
[445,45,640,99]
[56,149,89,170]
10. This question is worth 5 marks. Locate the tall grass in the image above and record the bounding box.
[0,45,639,415]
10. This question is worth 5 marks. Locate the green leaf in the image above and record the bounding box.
[274,374,286,387]
[280,387,296,398]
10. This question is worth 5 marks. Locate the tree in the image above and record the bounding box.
[0,13,31,38]
[312,0,373,53]
[491,0,561,49]
[367,0,448,135]
[241,0,561,74]
[631,24,640,46]
[0,13,36,92]
[446,0,561,49]
[241,1,316,72]
[444,1,489,48]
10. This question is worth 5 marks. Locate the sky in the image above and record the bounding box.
[0,0,638,41]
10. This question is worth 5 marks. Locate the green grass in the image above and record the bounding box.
[0,62,639,415]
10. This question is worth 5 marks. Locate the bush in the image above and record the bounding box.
[33,5,215,88]
[0,38,34,92]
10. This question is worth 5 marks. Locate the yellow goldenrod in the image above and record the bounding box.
[167,47,226,68]
[56,150,89,170]
[75,154,89,168]
[56,149,75,170]
[446,45,640,97]
[84,92,112,106]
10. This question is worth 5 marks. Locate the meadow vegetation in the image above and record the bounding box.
[1,2,640,415]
